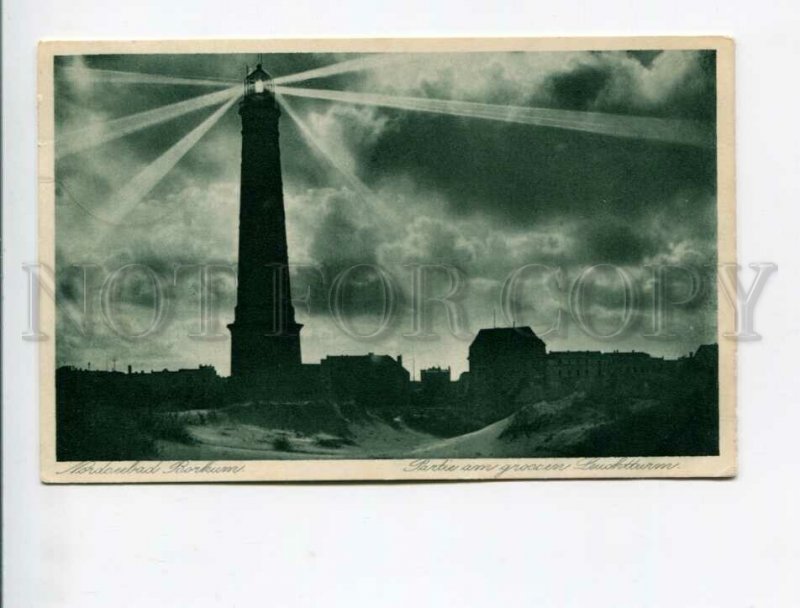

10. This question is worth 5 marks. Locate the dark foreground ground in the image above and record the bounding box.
[55,362,718,461]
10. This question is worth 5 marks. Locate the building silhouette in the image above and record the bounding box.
[544,350,673,392]
[54,65,718,437]
[320,354,409,410]
[56,364,223,409]
[691,343,718,369]
[467,327,547,414]
[420,366,451,393]
[227,65,302,380]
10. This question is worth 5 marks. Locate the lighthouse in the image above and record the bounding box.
[228,64,302,380]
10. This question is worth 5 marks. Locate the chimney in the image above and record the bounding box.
[127,365,132,374]
[397,355,403,367]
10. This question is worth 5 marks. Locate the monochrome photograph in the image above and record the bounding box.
[37,38,735,481]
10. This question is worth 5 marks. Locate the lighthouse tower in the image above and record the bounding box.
[228,64,302,380]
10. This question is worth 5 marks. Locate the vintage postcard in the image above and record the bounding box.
[38,37,735,482]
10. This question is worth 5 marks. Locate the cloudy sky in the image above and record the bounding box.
[53,50,718,377]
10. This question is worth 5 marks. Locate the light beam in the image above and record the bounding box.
[96,94,239,237]
[58,66,236,87]
[272,54,417,85]
[278,95,402,227]
[57,86,241,159]
[277,94,373,201]
[276,86,714,148]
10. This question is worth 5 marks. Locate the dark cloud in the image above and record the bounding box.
[306,191,381,269]
[54,50,719,373]
[363,111,715,230]
[576,222,656,265]
[626,50,663,68]
[545,64,611,111]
